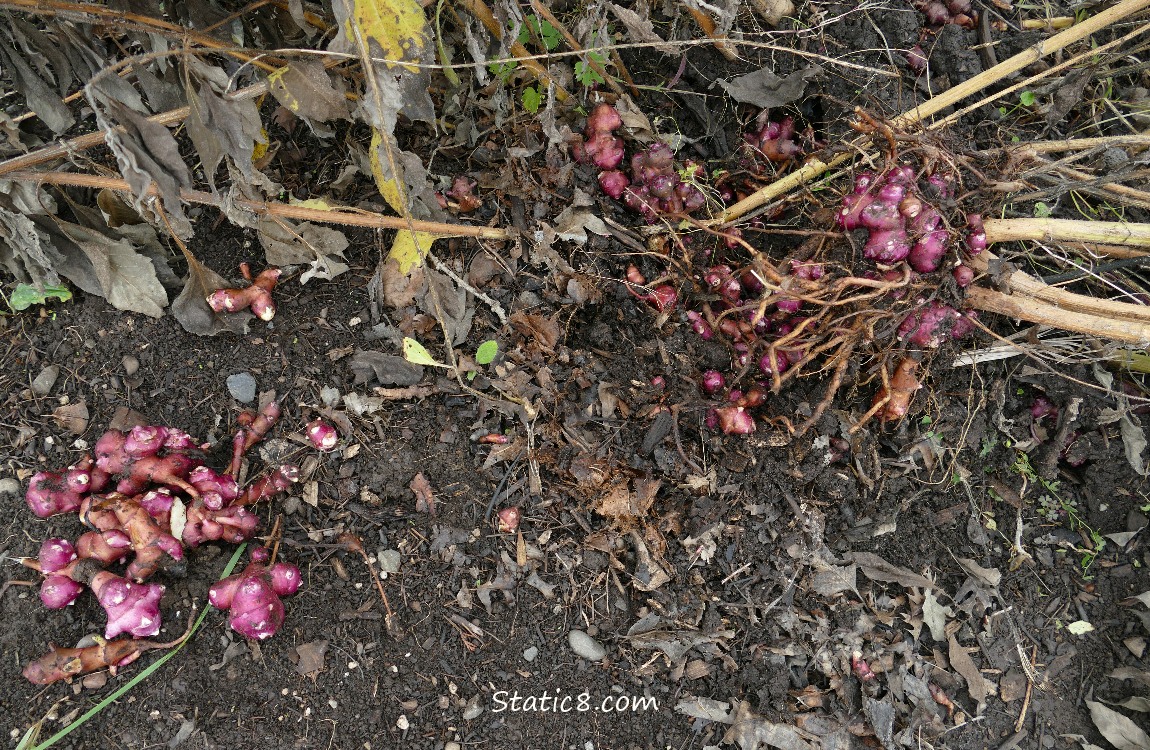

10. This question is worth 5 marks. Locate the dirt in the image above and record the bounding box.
[4,1,1150,749]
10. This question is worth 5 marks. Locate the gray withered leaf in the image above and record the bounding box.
[0,31,73,134]
[185,62,266,189]
[257,216,350,283]
[267,59,350,124]
[88,80,193,237]
[607,3,676,55]
[51,219,168,317]
[717,65,822,110]
[0,206,64,286]
[171,252,251,336]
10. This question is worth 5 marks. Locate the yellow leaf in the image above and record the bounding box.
[371,129,404,214]
[334,0,428,72]
[290,198,337,210]
[251,128,269,162]
[389,230,436,274]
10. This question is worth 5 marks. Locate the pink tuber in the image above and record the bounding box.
[497,506,522,533]
[573,103,625,171]
[743,117,802,164]
[207,263,281,321]
[208,547,301,640]
[90,571,165,639]
[306,419,339,452]
[25,464,93,518]
[715,406,756,435]
[897,302,978,348]
[40,575,85,609]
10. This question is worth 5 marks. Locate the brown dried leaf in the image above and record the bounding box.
[510,311,561,354]
[948,633,987,708]
[348,350,424,386]
[594,478,660,525]
[293,639,329,678]
[53,220,168,317]
[267,59,350,124]
[52,400,89,435]
[607,3,676,55]
[184,61,266,189]
[845,551,935,590]
[410,472,436,515]
[716,65,822,110]
[810,564,857,597]
[0,33,72,134]
[257,217,349,282]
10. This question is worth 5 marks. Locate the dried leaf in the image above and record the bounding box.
[349,350,425,385]
[293,639,329,678]
[607,3,676,54]
[409,472,436,514]
[54,220,168,317]
[373,255,426,309]
[594,478,660,525]
[52,400,89,435]
[716,65,822,110]
[1121,414,1148,476]
[0,206,64,287]
[257,217,350,282]
[845,551,935,590]
[948,633,987,709]
[267,59,350,124]
[184,65,267,190]
[675,696,733,722]
[922,589,953,642]
[629,529,671,591]
[88,82,193,237]
[724,700,816,750]
[329,0,434,127]
[1088,700,1150,750]
[810,565,857,597]
[422,265,472,346]
[1115,696,1150,713]
[955,557,1002,588]
[0,32,73,134]
[509,312,561,353]
[171,253,251,336]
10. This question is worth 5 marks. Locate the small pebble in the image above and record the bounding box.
[226,372,257,403]
[377,549,402,574]
[121,355,139,376]
[31,365,59,396]
[445,743,462,750]
[396,715,409,731]
[0,478,20,497]
[523,646,538,663]
[320,386,341,407]
[568,630,607,661]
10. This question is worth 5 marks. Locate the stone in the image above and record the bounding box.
[226,372,257,403]
[568,630,606,661]
[523,646,538,663]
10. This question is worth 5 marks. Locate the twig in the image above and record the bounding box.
[8,170,513,239]
[338,533,396,634]
[426,251,508,324]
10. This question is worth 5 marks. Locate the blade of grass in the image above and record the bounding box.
[30,544,248,750]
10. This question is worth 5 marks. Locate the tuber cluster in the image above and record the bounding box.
[20,402,305,683]
[207,262,281,321]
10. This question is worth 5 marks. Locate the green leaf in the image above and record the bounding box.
[475,340,499,365]
[1019,91,1037,107]
[9,283,72,312]
[402,337,447,367]
[1033,201,1053,218]
[574,59,605,87]
[521,87,541,113]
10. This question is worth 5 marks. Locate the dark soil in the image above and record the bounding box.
[4,2,1150,750]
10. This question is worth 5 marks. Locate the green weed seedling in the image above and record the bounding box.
[6,283,72,314]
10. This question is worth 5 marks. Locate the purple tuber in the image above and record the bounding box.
[209,547,300,640]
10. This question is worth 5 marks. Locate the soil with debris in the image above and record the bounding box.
[4,1,1150,750]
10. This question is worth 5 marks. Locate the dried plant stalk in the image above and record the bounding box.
[984,218,1150,248]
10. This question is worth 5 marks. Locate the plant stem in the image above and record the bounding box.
[984,218,1150,248]
[7,170,513,239]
